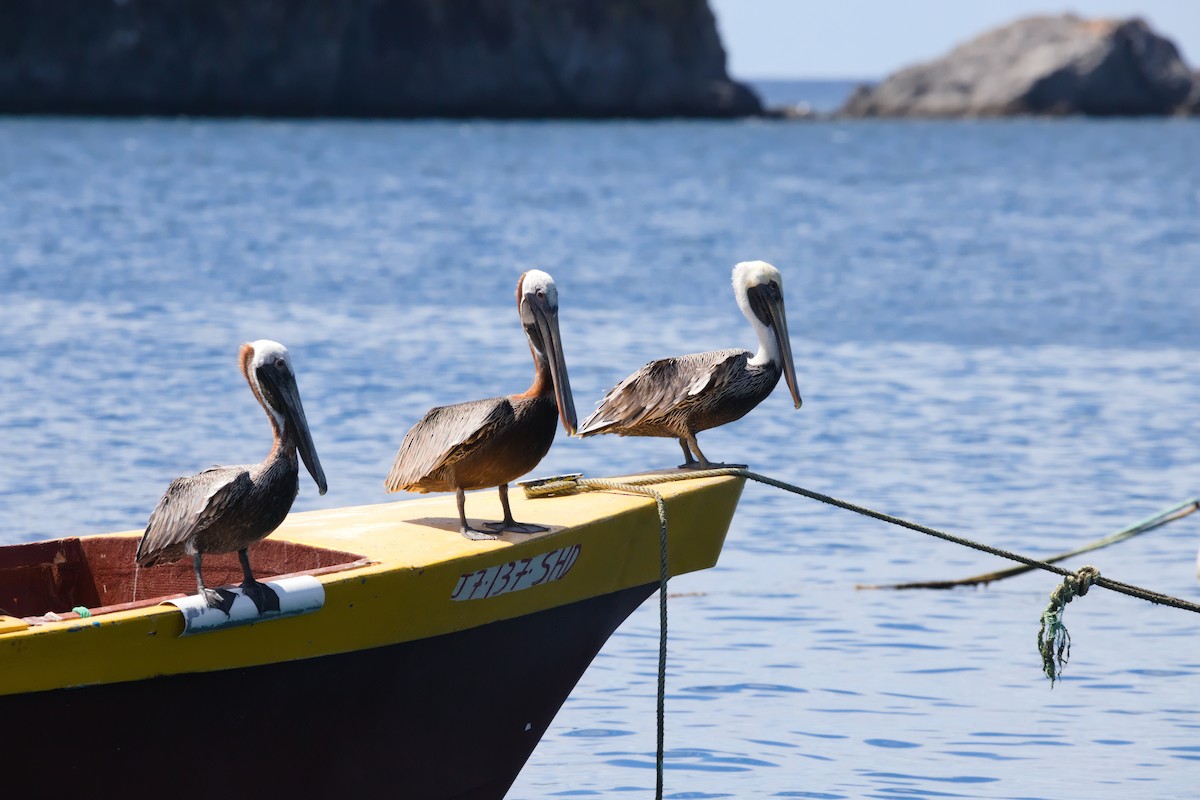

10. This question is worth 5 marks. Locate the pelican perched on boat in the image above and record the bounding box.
[385,270,577,540]
[135,340,327,614]
[577,260,801,468]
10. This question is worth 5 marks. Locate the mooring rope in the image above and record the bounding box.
[523,468,1200,794]
[531,468,1200,611]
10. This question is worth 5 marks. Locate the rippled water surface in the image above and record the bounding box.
[1,112,1199,798]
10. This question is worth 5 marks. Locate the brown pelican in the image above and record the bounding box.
[577,260,801,468]
[135,340,327,614]
[385,270,577,540]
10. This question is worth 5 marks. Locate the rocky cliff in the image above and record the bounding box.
[0,0,760,117]
[840,15,1196,118]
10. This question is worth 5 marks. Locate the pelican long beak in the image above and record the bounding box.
[531,299,578,435]
[765,294,802,409]
[276,374,329,495]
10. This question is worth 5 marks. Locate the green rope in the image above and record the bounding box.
[1037,566,1100,685]
[860,499,1199,590]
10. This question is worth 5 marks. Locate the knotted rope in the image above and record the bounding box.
[1037,565,1101,684]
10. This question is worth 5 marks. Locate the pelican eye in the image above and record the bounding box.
[275,358,287,370]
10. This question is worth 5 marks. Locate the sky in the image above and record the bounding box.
[709,1,1200,79]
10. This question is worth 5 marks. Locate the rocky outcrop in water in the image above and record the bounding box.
[1182,73,1200,115]
[0,0,760,118]
[839,15,1197,118]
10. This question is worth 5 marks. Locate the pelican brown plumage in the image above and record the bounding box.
[577,260,802,468]
[385,270,577,540]
[135,340,327,614]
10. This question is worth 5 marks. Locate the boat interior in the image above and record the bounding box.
[0,536,368,622]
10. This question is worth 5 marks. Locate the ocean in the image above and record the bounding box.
[1,80,1199,797]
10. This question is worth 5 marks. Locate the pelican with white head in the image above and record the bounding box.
[136,339,327,615]
[578,260,802,468]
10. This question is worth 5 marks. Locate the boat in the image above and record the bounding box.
[0,471,744,799]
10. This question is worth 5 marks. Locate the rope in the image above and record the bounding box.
[1037,566,1100,685]
[707,469,1200,614]
[522,467,1200,784]
[524,475,670,799]
[859,498,1200,591]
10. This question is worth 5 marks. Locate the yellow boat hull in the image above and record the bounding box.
[0,473,743,798]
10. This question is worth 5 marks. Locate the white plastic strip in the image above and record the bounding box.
[163,575,325,637]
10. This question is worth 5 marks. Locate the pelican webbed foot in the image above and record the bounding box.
[461,525,499,541]
[678,435,745,471]
[678,438,698,469]
[484,483,547,535]
[240,579,281,615]
[455,488,498,540]
[236,548,280,614]
[201,587,238,616]
[194,553,237,615]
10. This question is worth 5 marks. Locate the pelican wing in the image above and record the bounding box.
[579,349,748,434]
[385,398,515,491]
[135,466,252,567]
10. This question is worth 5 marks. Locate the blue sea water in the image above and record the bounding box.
[1,99,1200,798]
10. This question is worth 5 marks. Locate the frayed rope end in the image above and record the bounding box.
[1037,565,1100,686]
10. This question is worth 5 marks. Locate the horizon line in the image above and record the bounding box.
[734,75,877,83]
